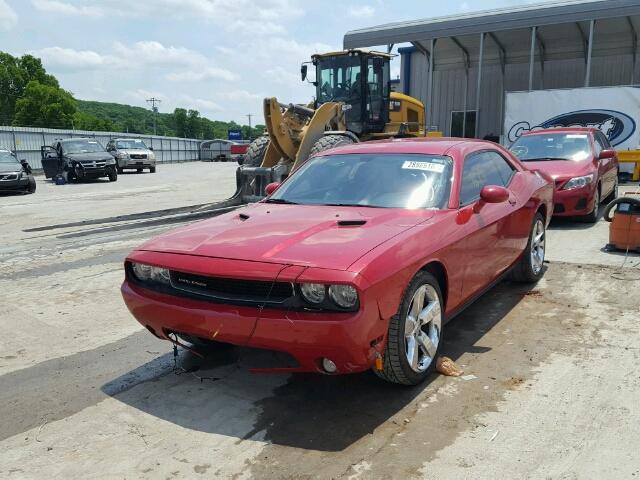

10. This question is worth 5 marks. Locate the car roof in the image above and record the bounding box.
[521,127,597,136]
[113,137,144,140]
[319,137,499,156]
[60,137,97,142]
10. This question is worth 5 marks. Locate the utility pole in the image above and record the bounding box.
[246,113,253,140]
[146,97,161,135]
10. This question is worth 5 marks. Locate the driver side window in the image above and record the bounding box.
[459,151,515,206]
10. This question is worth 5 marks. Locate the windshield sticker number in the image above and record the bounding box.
[402,161,445,173]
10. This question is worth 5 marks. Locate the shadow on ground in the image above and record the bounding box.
[103,279,538,452]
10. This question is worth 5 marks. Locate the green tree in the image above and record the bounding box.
[13,80,76,128]
[173,108,187,137]
[0,52,58,125]
[186,109,201,138]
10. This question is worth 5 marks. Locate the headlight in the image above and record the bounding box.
[130,262,171,285]
[562,174,594,190]
[106,158,116,165]
[328,285,358,308]
[116,152,127,159]
[148,151,156,160]
[300,283,325,304]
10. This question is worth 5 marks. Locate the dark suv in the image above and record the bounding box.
[41,138,118,183]
[0,149,36,194]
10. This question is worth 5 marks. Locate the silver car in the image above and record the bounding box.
[106,138,156,173]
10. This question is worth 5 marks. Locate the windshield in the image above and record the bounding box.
[116,139,148,150]
[0,151,18,164]
[510,133,592,161]
[62,140,105,154]
[317,55,362,104]
[269,153,453,209]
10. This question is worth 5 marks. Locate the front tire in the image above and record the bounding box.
[375,271,444,385]
[150,166,156,173]
[511,212,546,283]
[581,185,600,223]
[108,169,118,182]
[309,134,355,157]
[26,176,36,194]
[243,136,270,167]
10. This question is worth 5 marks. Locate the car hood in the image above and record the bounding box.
[66,152,113,161]
[0,163,22,174]
[522,159,594,180]
[138,203,435,271]
[119,149,151,155]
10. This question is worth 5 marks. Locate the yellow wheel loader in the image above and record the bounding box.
[237,49,427,200]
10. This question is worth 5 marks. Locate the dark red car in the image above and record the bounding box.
[509,128,618,222]
[122,138,553,385]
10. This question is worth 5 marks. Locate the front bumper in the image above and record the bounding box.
[552,185,596,216]
[121,279,385,374]
[120,158,156,168]
[0,175,29,192]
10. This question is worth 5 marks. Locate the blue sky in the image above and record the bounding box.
[0,0,535,124]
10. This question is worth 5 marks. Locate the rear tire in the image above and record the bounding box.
[309,134,356,157]
[375,271,444,385]
[244,136,270,167]
[511,212,546,283]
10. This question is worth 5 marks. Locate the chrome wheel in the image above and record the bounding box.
[530,218,545,275]
[404,284,441,373]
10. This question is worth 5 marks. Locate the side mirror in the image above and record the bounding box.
[265,182,281,196]
[474,185,509,213]
[301,64,308,82]
[599,149,616,160]
[149,147,154,151]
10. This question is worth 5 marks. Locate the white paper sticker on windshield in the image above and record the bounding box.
[88,141,98,144]
[566,134,588,139]
[402,161,445,173]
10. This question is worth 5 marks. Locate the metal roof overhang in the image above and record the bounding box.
[344,0,640,68]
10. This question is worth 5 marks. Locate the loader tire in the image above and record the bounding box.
[309,134,356,158]
[244,136,270,168]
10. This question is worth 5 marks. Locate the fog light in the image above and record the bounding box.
[322,357,337,373]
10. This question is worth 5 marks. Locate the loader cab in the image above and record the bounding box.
[311,50,390,135]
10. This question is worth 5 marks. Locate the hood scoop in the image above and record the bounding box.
[337,219,367,227]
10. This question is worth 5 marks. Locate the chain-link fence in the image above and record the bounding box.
[0,126,203,170]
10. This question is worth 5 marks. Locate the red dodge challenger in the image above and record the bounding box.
[122,138,553,385]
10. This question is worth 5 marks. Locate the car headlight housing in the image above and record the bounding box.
[328,285,358,308]
[300,283,326,304]
[130,262,171,285]
[148,151,156,160]
[299,283,359,310]
[562,174,594,190]
[115,152,127,159]
[106,158,116,165]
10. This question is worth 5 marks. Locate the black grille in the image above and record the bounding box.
[170,271,293,303]
[130,154,147,159]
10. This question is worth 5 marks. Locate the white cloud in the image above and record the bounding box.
[32,46,114,71]
[166,67,238,82]
[32,41,238,81]
[32,0,104,17]
[0,0,18,30]
[348,5,375,18]
[177,95,223,112]
[218,90,263,102]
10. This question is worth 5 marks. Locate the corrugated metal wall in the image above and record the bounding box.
[0,127,202,170]
[403,50,638,139]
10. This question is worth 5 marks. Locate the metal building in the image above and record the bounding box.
[343,0,640,140]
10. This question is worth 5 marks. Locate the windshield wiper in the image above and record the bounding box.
[264,198,298,204]
[524,157,569,162]
[324,203,381,208]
